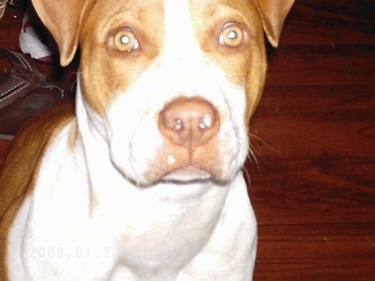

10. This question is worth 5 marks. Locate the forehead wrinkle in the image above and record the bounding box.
[100,0,163,25]
[86,0,165,46]
[189,0,256,31]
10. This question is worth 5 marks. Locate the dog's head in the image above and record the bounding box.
[32,0,293,186]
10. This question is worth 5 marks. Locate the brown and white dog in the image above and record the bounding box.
[0,0,294,280]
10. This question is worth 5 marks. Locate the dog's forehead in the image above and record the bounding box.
[90,0,255,35]
[162,0,255,46]
[80,0,259,116]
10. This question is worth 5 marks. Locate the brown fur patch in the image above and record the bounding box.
[79,0,165,116]
[0,102,75,280]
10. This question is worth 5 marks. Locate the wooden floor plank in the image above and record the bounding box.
[249,160,375,225]
[280,0,375,46]
[255,223,375,280]
[266,45,375,86]
[250,85,375,158]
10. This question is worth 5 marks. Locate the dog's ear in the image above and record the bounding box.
[256,0,294,47]
[31,0,95,66]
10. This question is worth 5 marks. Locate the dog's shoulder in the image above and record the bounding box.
[0,102,75,219]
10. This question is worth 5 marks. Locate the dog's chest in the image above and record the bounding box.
[11,137,230,276]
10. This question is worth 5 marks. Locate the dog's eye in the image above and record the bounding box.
[113,28,139,52]
[219,23,243,47]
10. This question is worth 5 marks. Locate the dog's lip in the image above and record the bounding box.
[161,165,212,183]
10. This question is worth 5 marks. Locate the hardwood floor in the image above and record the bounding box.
[1,0,375,280]
[247,1,375,280]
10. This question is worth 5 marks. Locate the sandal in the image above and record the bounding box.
[0,48,63,110]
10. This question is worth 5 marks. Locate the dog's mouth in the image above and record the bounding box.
[161,165,212,184]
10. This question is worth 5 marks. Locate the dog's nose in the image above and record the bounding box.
[158,97,220,150]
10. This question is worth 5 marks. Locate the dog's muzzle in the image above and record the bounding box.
[136,96,224,184]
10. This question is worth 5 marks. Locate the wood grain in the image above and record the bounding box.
[247,1,375,280]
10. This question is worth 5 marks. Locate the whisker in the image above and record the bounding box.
[249,133,280,155]
[247,143,261,181]
[245,132,279,182]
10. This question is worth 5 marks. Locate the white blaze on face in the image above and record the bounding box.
[163,0,197,55]
[157,0,214,97]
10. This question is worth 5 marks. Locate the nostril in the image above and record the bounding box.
[163,117,184,131]
[199,114,214,129]
[158,97,220,149]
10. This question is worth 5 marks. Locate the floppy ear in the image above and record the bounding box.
[31,0,95,66]
[256,0,295,47]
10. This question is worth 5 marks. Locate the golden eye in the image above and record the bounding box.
[113,28,139,52]
[219,23,243,47]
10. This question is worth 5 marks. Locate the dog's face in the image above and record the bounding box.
[79,0,266,186]
[32,0,293,186]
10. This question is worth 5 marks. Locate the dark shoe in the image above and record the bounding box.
[0,48,62,110]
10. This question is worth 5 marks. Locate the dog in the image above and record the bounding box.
[0,0,294,280]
